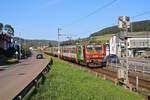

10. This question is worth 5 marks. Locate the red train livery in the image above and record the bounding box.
[45,43,106,67]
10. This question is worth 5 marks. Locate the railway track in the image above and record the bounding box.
[91,68,150,91]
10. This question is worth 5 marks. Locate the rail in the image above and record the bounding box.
[12,58,53,100]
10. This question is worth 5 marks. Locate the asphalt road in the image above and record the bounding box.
[0,52,49,100]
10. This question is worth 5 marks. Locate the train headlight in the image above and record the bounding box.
[86,60,90,63]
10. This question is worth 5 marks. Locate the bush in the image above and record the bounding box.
[5,47,16,57]
[0,48,5,55]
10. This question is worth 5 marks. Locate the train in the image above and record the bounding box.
[45,43,107,67]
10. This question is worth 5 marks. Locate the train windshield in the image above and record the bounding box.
[95,45,102,51]
[87,45,94,51]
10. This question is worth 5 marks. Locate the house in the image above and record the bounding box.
[127,35,150,57]
[0,32,12,50]
[109,35,122,57]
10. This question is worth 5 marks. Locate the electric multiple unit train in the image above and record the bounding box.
[45,43,107,67]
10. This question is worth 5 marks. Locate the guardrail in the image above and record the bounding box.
[12,58,53,100]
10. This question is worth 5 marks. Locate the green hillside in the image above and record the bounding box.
[91,31,150,43]
[62,20,150,45]
[62,31,150,45]
[90,20,150,37]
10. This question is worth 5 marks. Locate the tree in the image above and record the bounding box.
[0,22,3,31]
[4,24,14,36]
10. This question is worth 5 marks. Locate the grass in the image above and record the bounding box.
[93,34,114,43]
[7,58,18,63]
[27,57,143,100]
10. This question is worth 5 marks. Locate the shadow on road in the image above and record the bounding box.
[0,68,5,71]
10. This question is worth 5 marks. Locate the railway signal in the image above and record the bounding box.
[118,16,130,29]
[118,16,130,87]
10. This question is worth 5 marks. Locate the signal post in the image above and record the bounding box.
[117,16,130,87]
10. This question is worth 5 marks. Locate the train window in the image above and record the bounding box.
[95,45,102,51]
[72,48,76,53]
[87,45,93,51]
[70,48,76,53]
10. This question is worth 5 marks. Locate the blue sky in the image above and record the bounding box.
[0,0,150,41]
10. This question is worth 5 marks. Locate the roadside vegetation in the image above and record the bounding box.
[7,58,18,63]
[27,57,143,100]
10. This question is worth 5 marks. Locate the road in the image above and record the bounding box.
[0,52,49,100]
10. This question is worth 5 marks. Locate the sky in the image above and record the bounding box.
[0,0,150,41]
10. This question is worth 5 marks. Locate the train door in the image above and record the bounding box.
[83,45,86,61]
[60,47,63,58]
[77,45,84,62]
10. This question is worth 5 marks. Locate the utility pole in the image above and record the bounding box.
[58,28,61,58]
[130,22,133,33]
[67,36,72,45]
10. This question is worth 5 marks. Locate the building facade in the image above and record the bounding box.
[0,32,12,50]
[127,36,150,57]
[109,35,150,57]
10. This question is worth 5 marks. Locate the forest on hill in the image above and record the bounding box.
[14,37,57,48]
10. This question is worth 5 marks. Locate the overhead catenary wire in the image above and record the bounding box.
[62,0,118,28]
[61,3,150,41]
[131,10,150,19]
[74,9,150,37]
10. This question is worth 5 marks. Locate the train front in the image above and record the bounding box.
[85,44,106,67]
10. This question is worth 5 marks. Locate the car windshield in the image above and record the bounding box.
[95,45,102,51]
[109,55,117,58]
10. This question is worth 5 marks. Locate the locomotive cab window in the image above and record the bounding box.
[95,45,102,51]
[87,45,94,51]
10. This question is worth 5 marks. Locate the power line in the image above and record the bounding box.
[131,10,150,19]
[63,0,118,28]
[62,9,150,41]
[77,9,150,37]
